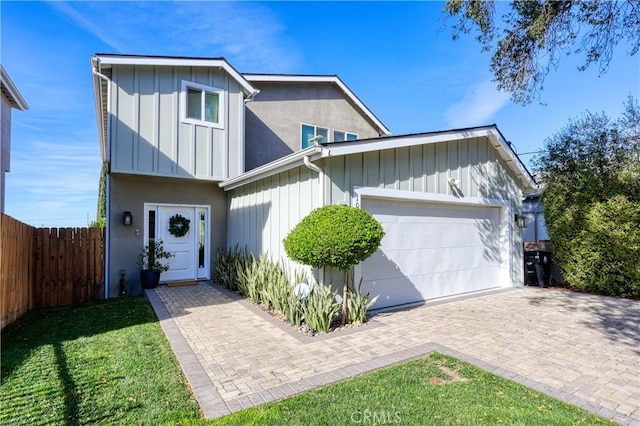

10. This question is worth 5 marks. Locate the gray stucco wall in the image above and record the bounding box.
[108,173,227,297]
[244,82,382,170]
[0,95,11,213]
[108,64,245,180]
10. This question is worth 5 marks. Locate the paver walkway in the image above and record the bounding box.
[147,283,640,425]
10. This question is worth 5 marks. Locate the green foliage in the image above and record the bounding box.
[215,245,250,291]
[283,205,385,271]
[445,1,640,104]
[96,161,107,222]
[304,284,341,333]
[536,99,640,297]
[89,217,106,228]
[137,239,173,272]
[549,196,640,297]
[346,278,379,325]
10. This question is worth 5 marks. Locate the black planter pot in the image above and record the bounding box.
[140,270,161,289]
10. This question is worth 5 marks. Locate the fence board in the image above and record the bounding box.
[1,214,105,329]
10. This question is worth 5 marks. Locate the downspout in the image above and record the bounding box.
[92,57,112,299]
[302,153,325,285]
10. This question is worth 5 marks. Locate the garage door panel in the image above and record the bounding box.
[362,267,500,307]
[360,197,504,309]
[379,223,498,250]
[363,247,500,279]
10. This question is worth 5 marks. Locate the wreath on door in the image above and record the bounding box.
[168,214,190,238]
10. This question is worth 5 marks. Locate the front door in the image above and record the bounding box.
[158,206,196,282]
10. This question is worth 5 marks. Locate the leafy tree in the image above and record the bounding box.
[283,205,385,324]
[90,162,108,228]
[534,97,640,297]
[444,0,640,104]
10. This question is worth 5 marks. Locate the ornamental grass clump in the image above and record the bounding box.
[283,205,384,324]
[304,284,341,333]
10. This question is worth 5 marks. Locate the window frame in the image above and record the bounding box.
[333,129,358,142]
[301,123,330,149]
[180,80,224,129]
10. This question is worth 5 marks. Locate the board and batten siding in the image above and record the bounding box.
[109,64,245,180]
[227,165,321,267]
[324,136,525,287]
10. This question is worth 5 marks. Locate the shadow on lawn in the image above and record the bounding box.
[0,297,155,389]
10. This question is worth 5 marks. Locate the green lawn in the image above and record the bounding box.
[211,352,609,426]
[1,297,610,425]
[0,297,201,424]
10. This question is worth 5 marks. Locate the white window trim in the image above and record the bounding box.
[333,128,358,142]
[180,80,225,129]
[301,123,329,148]
[301,123,359,148]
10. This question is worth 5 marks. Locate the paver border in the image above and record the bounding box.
[145,289,232,418]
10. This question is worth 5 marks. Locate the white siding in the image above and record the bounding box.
[109,65,245,180]
[227,165,321,276]
[325,137,524,288]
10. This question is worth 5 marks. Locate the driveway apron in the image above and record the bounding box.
[146,283,640,425]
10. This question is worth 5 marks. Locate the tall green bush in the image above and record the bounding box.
[283,205,384,324]
[536,97,640,297]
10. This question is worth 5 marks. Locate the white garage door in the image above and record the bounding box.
[359,198,504,309]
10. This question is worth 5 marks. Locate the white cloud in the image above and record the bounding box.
[445,80,511,128]
[49,1,302,73]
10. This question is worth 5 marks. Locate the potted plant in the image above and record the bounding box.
[137,239,173,289]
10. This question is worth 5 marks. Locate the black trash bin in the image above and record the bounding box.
[524,250,552,287]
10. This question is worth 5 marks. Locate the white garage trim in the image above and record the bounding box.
[353,187,513,307]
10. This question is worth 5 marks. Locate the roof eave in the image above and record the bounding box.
[220,146,324,191]
[244,74,391,136]
[94,54,257,97]
[0,65,29,110]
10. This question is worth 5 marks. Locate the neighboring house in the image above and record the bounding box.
[522,192,550,243]
[92,54,536,308]
[0,65,29,214]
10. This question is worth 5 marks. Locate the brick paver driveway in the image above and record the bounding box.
[147,284,640,425]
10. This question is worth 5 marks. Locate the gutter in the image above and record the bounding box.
[219,146,324,191]
[91,56,111,299]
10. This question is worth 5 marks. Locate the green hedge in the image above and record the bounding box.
[545,194,640,297]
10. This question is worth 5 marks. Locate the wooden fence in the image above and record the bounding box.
[1,214,105,329]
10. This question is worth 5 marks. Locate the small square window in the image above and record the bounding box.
[181,81,223,128]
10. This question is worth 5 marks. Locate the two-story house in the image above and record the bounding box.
[93,54,535,309]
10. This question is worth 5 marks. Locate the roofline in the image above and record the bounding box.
[221,125,536,192]
[93,54,257,96]
[321,125,535,189]
[243,73,391,136]
[0,65,29,110]
[220,146,325,191]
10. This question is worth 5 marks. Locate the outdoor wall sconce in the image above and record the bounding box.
[514,213,529,229]
[123,211,133,226]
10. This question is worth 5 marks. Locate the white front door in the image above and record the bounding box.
[158,206,196,282]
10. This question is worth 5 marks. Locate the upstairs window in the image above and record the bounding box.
[181,81,224,128]
[301,124,329,148]
[333,130,358,142]
[301,124,359,148]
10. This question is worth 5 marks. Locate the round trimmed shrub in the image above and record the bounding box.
[283,205,384,271]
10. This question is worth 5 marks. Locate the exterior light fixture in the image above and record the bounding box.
[514,213,529,229]
[123,211,133,226]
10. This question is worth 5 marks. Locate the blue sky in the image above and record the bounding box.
[2,1,638,227]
